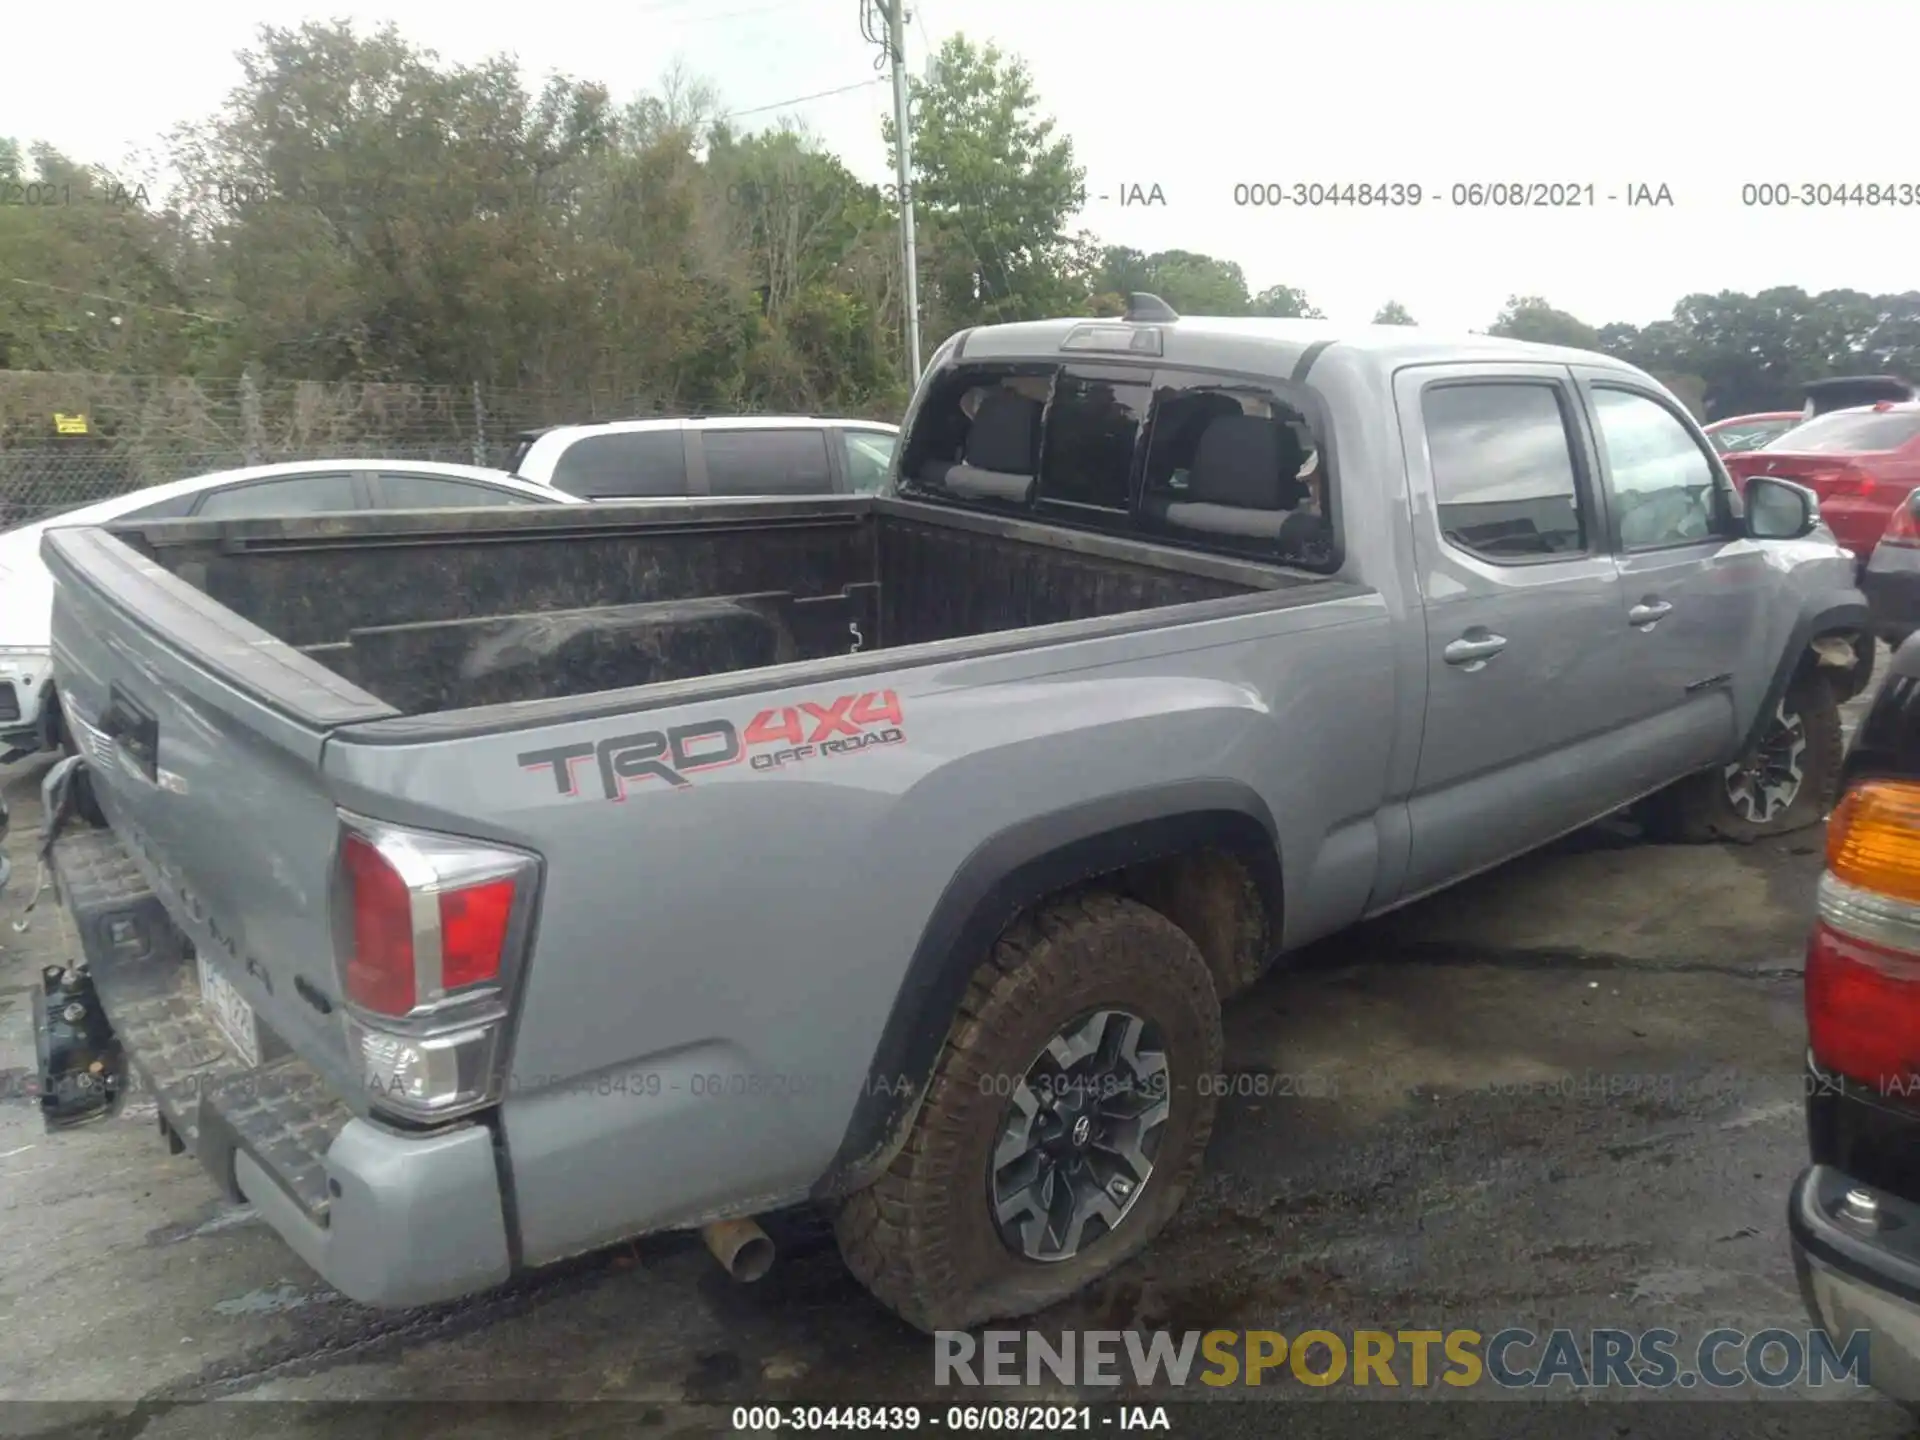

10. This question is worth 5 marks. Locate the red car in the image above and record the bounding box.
[1723,402,1920,560]
[1704,411,1802,455]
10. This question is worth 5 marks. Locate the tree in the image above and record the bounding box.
[1248,284,1323,319]
[0,141,202,373]
[890,36,1087,334]
[1372,300,1415,325]
[1487,295,1599,349]
[1088,247,1252,316]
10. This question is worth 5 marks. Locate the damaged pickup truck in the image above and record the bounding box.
[34,297,1872,1331]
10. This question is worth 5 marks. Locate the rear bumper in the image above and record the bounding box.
[49,823,512,1308]
[1789,1164,1920,1401]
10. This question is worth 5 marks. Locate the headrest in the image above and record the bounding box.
[1188,414,1308,510]
[964,390,1041,475]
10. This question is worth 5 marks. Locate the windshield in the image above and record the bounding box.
[1768,409,1920,453]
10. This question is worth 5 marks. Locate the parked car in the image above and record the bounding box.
[1859,491,1920,645]
[35,299,1869,1333]
[1703,411,1802,455]
[1791,631,1920,1406]
[1723,403,1920,563]
[1803,375,1918,418]
[0,460,579,761]
[506,416,900,501]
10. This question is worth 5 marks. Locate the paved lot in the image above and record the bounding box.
[2,666,1917,1436]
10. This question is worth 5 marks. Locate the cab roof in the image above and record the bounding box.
[952,313,1646,382]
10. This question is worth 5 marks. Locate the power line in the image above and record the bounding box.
[719,77,886,122]
[6,276,231,324]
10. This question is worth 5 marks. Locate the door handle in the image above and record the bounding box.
[1629,600,1673,627]
[1444,634,1508,667]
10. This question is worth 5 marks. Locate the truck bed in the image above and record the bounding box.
[92,496,1315,717]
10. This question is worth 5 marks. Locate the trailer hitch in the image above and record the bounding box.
[32,962,120,1129]
[24,755,121,1128]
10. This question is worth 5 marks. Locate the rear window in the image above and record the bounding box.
[899,362,1338,571]
[1037,373,1151,511]
[1770,410,1920,453]
[549,431,689,498]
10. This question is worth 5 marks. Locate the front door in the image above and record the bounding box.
[1573,372,1770,801]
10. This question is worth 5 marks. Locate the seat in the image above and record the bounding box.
[1161,413,1308,539]
[927,390,1042,503]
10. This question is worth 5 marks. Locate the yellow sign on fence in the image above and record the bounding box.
[53,412,90,435]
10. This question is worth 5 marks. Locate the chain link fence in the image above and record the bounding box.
[0,370,718,527]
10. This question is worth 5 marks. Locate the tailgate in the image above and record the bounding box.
[42,525,398,1099]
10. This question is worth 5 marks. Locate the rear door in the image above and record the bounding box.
[1573,372,1765,791]
[1396,363,1632,896]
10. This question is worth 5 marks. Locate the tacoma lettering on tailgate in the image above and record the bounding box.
[519,689,906,800]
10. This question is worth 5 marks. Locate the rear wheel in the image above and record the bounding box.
[833,891,1222,1332]
[1643,669,1842,844]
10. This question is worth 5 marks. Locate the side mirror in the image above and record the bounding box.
[1745,474,1819,541]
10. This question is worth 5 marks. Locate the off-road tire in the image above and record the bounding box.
[833,891,1223,1333]
[1642,668,1843,844]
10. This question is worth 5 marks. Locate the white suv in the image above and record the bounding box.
[507,416,900,500]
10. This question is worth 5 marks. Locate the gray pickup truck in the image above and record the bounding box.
[35,299,1871,1333]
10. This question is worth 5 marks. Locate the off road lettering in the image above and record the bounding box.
[521,690,905,798]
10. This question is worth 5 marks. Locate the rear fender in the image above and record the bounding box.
[813,779,1282,1199]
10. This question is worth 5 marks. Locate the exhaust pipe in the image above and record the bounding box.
[702,1217,775,1283]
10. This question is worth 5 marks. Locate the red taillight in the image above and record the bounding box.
[343,832,416,1015]
[339,827,525,1017]
[1883,501,1920,548]
[1822,466,1878,501]
[1806,920,1920,1092]
[440,879,516,990]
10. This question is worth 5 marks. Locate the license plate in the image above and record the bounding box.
[198,954,260,1068]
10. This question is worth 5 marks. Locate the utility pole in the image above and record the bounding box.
[870,0,922,378]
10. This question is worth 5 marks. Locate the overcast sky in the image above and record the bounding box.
[7,0,1918,333]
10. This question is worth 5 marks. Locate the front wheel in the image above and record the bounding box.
[1642,669,1843,844]
[833,892,1223,1333]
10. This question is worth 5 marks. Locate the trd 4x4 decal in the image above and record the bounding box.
[519,690,906,800]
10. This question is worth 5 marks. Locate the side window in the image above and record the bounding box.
[376,474,545,508]
[115,493,199,521]
[549,431,688,498]
[1589,387,1726,551]
[1422,383,1588,561]
[841,429,897,494]
[703,429,834,496]
[1036,373,1150,511]
[193,473,361,518]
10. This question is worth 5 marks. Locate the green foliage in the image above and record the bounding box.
[1,20,1914,428]
[1488,295,1600,349]
[1249,285,1323,319]
[890,36,1088,333]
